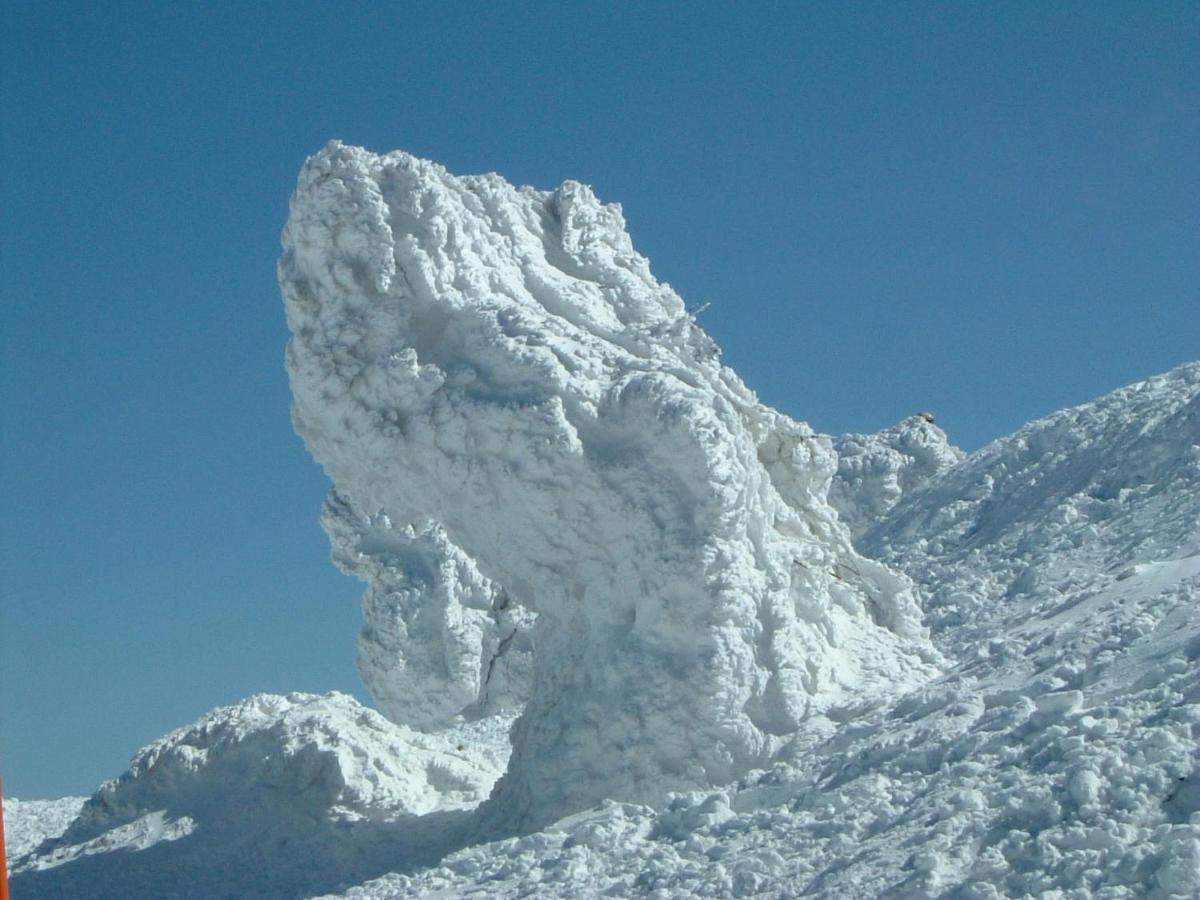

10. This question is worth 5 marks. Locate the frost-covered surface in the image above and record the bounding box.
[280,142,938,828]
[8,693,512,898]
[829,414,964,538]
[322,494,534,729]
[9,147,1199,898]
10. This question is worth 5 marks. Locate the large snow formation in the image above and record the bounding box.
[12,363,1198,898]
[9,144,1198,898]
[315,361,1200,899]
[279,142,939,827]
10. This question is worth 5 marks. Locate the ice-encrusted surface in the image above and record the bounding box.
[829,414,965,538]
[309,364,1200,899]
[280,142,938,827]
[322,494,534,730]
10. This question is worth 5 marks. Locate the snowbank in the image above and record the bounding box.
[280,142,939,827]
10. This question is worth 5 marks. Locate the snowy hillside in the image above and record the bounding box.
[7,146,1197,898]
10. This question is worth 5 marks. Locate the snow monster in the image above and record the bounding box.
[280,142,939,831]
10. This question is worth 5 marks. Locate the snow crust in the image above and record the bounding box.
[279,142,937,827]
[9,143,1199,898]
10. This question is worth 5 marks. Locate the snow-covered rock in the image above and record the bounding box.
[280,142,939,828]
[829,413,964,538]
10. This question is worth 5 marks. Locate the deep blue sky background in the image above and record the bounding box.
[2,2,1196,798]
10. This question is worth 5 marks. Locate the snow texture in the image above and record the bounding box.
[3,797,84,863]
[8,145,1199,899]
[312,363,1200,899]
[322,494,535,729]
[279,142,938,828]
[829,413,964,538]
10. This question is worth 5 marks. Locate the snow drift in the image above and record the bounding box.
[279,142,939,828]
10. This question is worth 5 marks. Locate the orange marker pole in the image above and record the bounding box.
[0,774,10,900]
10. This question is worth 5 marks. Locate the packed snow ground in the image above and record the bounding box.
[6,147,1198,898]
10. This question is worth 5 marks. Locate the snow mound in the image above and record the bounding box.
[8,692,509,899]
[280,142,939,828]
[829,414,964,538]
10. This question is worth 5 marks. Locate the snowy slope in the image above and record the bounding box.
[7,146,1198,898]
[863,361,1200,644]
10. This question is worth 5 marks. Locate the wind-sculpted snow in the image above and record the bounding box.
[279,142,939,827]
[322,493,534,729]
[305,365,1200,898]
[13,147,1198,897]
[829,414,964,538]
[11,342,1199,897]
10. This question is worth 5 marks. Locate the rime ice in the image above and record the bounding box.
[279,142,938,827]
[10,148,1198,899]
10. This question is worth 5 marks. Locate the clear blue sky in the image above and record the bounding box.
[2,2,1196,798]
